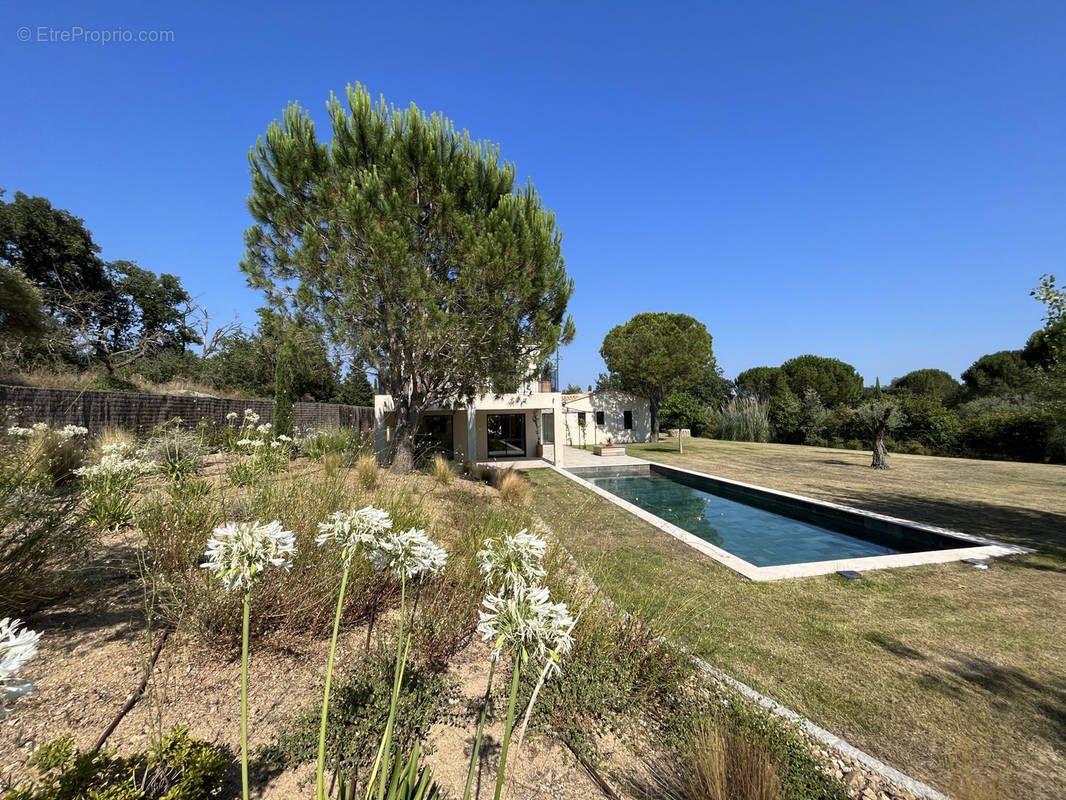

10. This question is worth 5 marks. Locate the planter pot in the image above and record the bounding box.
[593,444,626,457]
[535,443,544,457]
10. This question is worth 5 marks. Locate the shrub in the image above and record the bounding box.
[4,423,90,486]
[497,468,530,505]
[844,439,864,451]
[142,422,205,481]
[478,464,492,483]
[716,397,771,442]
[958,410,1052,462]
[463,460,477,478]
[77,442,157,529]
[430,453,453,486]
[355,454,379,491]
[262,645,452,789]
[0,463,87,615]
[4,725,228,800]
[302,426,369,462]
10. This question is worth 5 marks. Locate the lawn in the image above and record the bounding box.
[526,439,1066,800]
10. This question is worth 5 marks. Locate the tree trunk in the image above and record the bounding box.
[870,428,889,469]
[389,398,424,473]
[649,399,660,442]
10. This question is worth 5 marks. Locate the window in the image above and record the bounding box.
[595,411,605,426]
[577,411,586,425]
[623,410,633,430]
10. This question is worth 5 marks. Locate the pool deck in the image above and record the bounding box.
[548,454,1031,580]
[477,445,647,470]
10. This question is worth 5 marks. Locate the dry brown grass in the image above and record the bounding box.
[92,426,136,458]
[0,367,255,400]
[354,453,379,491]
[497,468,530,505]
[431,453,454,486]
[463,460,477,478]
[528,440,1066,800]
[644,723,782,800]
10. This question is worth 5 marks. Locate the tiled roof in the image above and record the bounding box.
[562,392,592,404]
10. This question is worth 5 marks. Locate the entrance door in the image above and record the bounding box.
[487,414,526,457]
[542,413,555,444]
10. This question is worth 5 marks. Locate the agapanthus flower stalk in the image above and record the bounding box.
[365,527,448,580]
[477,529,548,593]
[202,520,295,800]
[313,506,392,799]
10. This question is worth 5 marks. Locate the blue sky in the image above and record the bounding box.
[3,1,1063,388]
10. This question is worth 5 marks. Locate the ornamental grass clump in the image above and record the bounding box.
[0,617,42,720]
[75,442,157,528]
[5,422,89,485]
[201,520,295,800]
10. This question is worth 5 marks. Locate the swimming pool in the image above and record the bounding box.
[564,463,1027,580]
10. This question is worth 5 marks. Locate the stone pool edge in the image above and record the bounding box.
[552,462,1032,581]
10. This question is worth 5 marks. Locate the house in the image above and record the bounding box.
[374,384,652,466]
[561,390,651,447]
[374,377,566,466]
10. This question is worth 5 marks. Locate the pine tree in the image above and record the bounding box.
[242,84,573,471]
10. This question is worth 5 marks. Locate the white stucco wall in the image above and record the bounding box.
[562,390,651,445]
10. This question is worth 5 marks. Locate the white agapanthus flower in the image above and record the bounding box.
[201,520,296,592]
[476,583,574,674]
[5,427,32,437]
[226,411,238,422]
[256,423,272,434]
[58,425,88,440]
[316,505,393,567]
[276,434,293,443]
[32,423,49,432]
[477,529,548,592]
[0,618,42,717]
[366,527,447,580]
[235,438,264,448]
[243,409,260,424]
[74,442,156,479]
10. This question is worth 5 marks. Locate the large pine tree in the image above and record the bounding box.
[241,85,573,470]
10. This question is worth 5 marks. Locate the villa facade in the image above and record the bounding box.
[374,385,651,467]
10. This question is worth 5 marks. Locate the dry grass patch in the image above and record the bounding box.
[354,453,378,491]
[431,453,454,485]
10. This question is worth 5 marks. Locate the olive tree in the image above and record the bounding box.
[856,401,905,469]
[241,85,573,471]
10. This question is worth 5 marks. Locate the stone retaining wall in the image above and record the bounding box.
[0,384,373,434]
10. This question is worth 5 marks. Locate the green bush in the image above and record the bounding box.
[142,423,205,481]
[3,726,228,800]
[302,427,370,462]
[0,459,88,615]
[959,410,1052,462]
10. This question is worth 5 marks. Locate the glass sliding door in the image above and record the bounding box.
[487,413,526,458]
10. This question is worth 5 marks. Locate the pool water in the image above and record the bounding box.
[586,472,899,567]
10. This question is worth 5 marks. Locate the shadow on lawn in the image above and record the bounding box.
[823,487,1066,557]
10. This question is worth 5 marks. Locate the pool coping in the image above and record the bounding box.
[553,462,1032,581]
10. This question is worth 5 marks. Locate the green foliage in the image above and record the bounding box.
[661,682,849,800]
[600,312,716,437]
[715,396,771,442]
[264,646,451,787]
[0,444,89,614]
[4,726,227,800]
[142,423,205,481]
[959,409,1052,462]
[660,391,709,435]
[893,393,961,450]
[961,350,1034,397]
[524,599,694,766]
[888,368,960,404]
[0,265,46,341]
[780,355,863,408]
[242,83,573,469]
[334,369,375,406]
[797,389,830,445]
[303,427,372,462]
[734,366,788,400]
[1022,320,1066,370]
